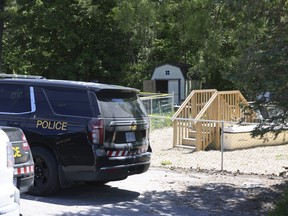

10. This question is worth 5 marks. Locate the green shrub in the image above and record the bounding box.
[161,160,172,166]
[149,114,173,130]
[269,188,288,215]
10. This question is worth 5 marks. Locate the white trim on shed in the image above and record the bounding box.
[151,64,186,104]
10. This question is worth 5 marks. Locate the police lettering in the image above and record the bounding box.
[13,147,21,158]
[36,120,67,131]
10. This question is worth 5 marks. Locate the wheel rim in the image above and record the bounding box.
[34,156,49,189]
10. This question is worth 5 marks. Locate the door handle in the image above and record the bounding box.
[8,121,21,127]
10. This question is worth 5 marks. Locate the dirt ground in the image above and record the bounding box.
[150,167,287,215]
[21,127,288,215]
[150,127,288,215]
[21,167,287,216]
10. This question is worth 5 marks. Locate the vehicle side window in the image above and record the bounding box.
[0,84,31,113]
[33,87,53,114]
[88,91,100,116]
[44,87,93,117]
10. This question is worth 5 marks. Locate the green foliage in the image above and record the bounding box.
[231,0,288,92]
[3,0,128,84]
[150,115,173,131]
[269,187,288,215]
[229,0,288,125]
[0,0,287,123]
[161,160,172,166]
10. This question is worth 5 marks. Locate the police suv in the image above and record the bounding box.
[3,126,34,194]
[0,74,152,196]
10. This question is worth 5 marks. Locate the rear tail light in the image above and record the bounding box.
[6,142,14,168]
[22,133,30,151]
[88,119,104,145]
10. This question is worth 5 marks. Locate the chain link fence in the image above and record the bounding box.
[149,115,288,176]
[140,93,174,115]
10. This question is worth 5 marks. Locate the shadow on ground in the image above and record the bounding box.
[21,177,287,216]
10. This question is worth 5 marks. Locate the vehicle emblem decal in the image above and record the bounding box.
[130,123,137,131]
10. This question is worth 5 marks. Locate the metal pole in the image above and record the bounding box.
[221,121,224,171]
[150,98,153,115]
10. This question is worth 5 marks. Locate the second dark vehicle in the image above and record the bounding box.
[0,75,152,196]
[0,126,34,194]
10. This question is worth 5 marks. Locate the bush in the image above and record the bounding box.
[149,114,172,130]
[269,187,288,215]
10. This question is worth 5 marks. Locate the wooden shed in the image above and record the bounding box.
[143,63,202,105]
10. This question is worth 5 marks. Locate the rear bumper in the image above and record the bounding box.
[63,152,151,182]
[14,164,34,193]
[15,174,34,193]
[97,159,151,181]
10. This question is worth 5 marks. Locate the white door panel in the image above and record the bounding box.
[168,80,179,104]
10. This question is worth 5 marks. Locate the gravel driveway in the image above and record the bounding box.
[151,127,288,176]
[21,168,286,216]
[20,127,288,216]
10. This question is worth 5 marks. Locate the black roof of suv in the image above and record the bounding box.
[0,76,151,196]
[0,77,140,90]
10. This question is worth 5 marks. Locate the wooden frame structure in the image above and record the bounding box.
[172,90,255,151]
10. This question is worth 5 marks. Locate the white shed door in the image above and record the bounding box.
[168,80,179,104]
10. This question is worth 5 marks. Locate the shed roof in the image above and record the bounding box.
[155,62,192,79]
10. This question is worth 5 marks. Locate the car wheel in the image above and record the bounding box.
[28,147,59,196]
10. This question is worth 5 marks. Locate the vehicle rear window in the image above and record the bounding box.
[44,87,93,117]
[96,90,147,118]
[0,84,31,113]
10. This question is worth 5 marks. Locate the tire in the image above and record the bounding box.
[28,147,60,196]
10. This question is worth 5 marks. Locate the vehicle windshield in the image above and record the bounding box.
[96,90,147,118]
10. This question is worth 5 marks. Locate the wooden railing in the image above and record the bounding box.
[173,89,217,119]
[172,89,217,149]
[172,90,255,150]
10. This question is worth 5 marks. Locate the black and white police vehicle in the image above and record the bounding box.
[4,126,34,193]
[0,74,152,196]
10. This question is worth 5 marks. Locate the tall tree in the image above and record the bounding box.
[3,0,128,84]
[0,0,5,72]
[2,0,287,104]
[148,0,236,90]
[112,0,158,88]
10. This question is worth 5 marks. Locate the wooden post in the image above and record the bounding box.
[173,120,178,147]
